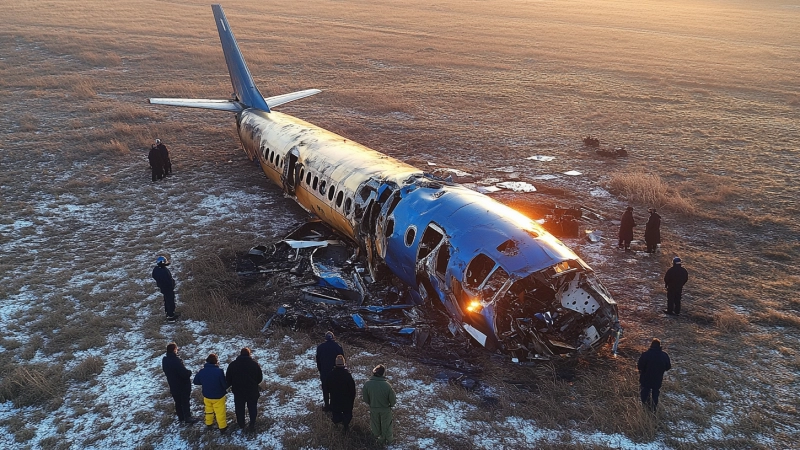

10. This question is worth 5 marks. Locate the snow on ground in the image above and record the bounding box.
[0,148,706,449]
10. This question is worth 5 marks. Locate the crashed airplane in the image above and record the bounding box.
[149,4,619,360]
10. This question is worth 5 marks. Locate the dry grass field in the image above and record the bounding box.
[2,0,799,448]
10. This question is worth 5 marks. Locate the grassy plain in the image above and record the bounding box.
[2,0,799,448]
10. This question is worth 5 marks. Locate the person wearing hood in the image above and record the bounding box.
[618,206,636,251]
[664,256,689,315]
[152,255,177,322]
[362,364,396,445]
[637,338,672,411]
[225,347,264,432]
[155,138,172,176]
[644,208,662,254]
[327,355,356,433]
[161,342,197,424]
[193,353,229,434]
[315,331,344,410]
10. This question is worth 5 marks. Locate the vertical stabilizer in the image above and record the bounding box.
[212,4,270,112]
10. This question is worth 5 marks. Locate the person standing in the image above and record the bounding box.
[327,355,356,434]
[644,208,662,254]
[316,331,344,410]
[194,353,229,434]
[161,342,197,424]
[148,143,164,182]
[225,347,264,432]
[152,255,177,322]
[155,138,172,176]
[637,338,671,411]
[362,364,396,445]
[664,256,689,315]
[618,206,636,251]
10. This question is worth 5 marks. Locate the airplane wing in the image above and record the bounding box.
[148,98,243,112]
[265,89,321,109]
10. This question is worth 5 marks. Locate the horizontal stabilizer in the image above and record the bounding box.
[148,98,243,112]
[265,89,322,109]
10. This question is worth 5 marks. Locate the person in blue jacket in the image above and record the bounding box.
[193,353,229,433]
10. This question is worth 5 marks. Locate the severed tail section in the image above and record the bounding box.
[148,4,320,112]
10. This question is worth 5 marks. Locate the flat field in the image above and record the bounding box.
[1,0,798,448]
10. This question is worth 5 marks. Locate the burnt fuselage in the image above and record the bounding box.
[237,108,618,359]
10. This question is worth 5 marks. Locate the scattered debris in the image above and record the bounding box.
[563,170,582,176]
[496,181,537,193]
[583,136,600,147]
[525,155,555,162]
[596,147,628,157]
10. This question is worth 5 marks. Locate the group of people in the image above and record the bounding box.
[148,138,172,181]
[162,343,264,433]
[617,206,661,253]
[160,331,396,445]
[619,206,689,412]
[316,331,397,445]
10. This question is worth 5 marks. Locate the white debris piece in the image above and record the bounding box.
[496,181,536,192]
[564,170,582,176]
[476,185,502,194]
[525,155,555,162]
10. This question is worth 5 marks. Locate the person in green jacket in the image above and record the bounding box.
[361,364,396,445]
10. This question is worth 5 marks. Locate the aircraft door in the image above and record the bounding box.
[283,147,300,196]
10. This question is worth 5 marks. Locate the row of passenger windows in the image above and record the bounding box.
[264,147,282,170]
[298,166,353,216]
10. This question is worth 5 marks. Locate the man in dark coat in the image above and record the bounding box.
[618,206,636,251]
[225,347,264,431]
[637,338,671,411]
[194,353,229,433]
[161,342,197,424]
[316,331,344,410]
[327,354,356,433]
[644,208,662,253]
[152,255,177,321]
[155,139,172,176]
[148,143,163,182]
[362,364,396,445]
[664,256,689,315]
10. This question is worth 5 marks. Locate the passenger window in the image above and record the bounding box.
[313,176,318,190]
[465,254,495,290]
[404,227,416,247]
[299,168,305,182]
[336,191,344,207]
[269,150,274,163]
[319,180,327,195]
[344,198,352,215]
[328,185,335,201]
[306,172,312,185]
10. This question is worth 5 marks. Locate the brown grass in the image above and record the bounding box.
[608,172,695,215]
[0,363,66,408]
[69,356,105,382]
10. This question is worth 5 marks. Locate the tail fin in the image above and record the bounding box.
[212,4,270,111]
[149,5,320,111]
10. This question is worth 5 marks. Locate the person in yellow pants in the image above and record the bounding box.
[193,353,229,434]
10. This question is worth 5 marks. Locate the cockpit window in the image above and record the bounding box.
[417,224,444,260]
[465,253,495,290]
